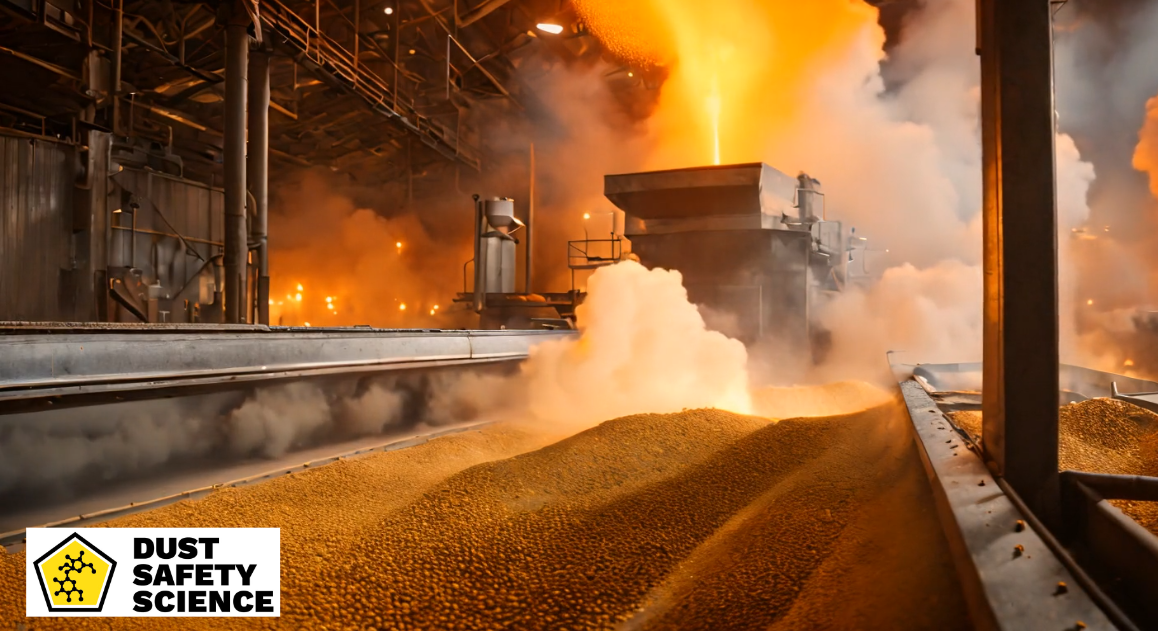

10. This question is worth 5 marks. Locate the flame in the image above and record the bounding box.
[1134,95,1158,198]
[574,0,879,166]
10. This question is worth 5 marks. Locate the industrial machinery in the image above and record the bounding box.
[455,195,590,330]
[604,163,868,360]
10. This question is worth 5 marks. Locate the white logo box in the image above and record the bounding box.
[26,528,280,617]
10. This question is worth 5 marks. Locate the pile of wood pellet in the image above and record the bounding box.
[950,398,1158,536]
[1,382,970,630]
[949,398,1158,476]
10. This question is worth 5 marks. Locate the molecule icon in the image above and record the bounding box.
[52,550,95,603]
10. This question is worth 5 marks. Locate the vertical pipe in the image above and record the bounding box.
[525,143,534,295]
[248,45,271,325]
[980,0,1060,522]
[111,0,123,136]
[224,18,249,324]
[392,3,400,111]
[473,195,485,313]
[353,0,360,88]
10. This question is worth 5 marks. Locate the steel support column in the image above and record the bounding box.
[248,45,271,326]
[526,143,534,294]
[224,18,249,324]
[979,0,1060,521]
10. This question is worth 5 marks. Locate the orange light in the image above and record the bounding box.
[296,283,303,291]
[572,0,879,166]
[583,212,591,220]
[295,293,302,301]
[433,304,440,310]
[399,303,406,311]
[430,309,436,315]
[326,296,333,303]
[1125,359,1136,367]
[396,241,402,248]
[327,303,334,310]
[384,6,393,14]
[304,322,311,327]
[536,23,564,35]
[1086,299,1094,306]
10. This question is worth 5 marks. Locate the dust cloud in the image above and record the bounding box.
[0,372,495,503]
[521,261,751,427]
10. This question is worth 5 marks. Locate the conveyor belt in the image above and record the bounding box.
[0,323,571,413]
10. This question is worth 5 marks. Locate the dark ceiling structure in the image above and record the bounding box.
[0,0,615,189]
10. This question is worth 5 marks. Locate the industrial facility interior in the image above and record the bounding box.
[3,0,1158,628]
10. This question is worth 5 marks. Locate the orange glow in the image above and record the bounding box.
[295,293,302,301]
[1135,95,1158,198]
[296,283,303,291]
[1126,359,1136,367]
[1087,299,1094,306]
[574,0,879,166]
[399,303,406,311]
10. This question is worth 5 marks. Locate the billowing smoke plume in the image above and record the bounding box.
[521,261,751,427]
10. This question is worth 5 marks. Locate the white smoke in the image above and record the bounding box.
[521,261,751,427]
[0,371,487,502]
[782,0,1097,375]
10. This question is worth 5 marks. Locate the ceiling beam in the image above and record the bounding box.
[458,0,514,28]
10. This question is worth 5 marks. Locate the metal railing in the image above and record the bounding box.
[567,237,623,271]
[260,0,481,169]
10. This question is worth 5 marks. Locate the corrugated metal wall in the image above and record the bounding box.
[0,132,226,323]
[0,135,75,321]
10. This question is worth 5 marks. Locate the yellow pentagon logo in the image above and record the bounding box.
[33,533,117,613]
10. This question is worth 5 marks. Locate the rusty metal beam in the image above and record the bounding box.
[458,0,513,28]
[979,0,1060,522]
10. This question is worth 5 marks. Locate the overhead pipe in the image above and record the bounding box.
[224,10,249,323]
[248,38,271,325]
